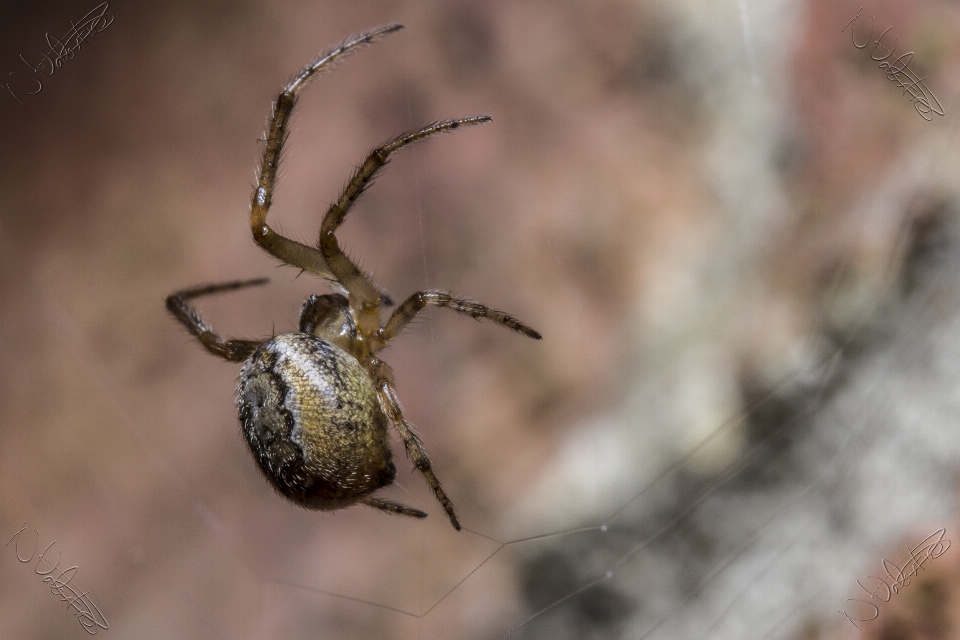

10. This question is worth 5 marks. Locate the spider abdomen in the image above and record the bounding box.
[237,333,395,510]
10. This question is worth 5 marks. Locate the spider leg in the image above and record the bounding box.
[324,117,492,238]
[374,290,541,350]
[166,279,268,362]
[360,496,427,519]
[250,23,403,283]
[318,117,491,337]
[370,359,461,531]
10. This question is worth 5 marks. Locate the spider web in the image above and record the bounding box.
[2,1,960,639]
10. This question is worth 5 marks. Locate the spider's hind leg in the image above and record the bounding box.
[360,496,427,519]
[370,359,461,531]
[166,279,267,362]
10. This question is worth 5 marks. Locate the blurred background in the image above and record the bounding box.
[2,0,960,638]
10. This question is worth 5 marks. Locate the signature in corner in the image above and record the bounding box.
[2,2,114,105]
[842,8,945,121]
[6,522,109,635]
[838,528,951,630]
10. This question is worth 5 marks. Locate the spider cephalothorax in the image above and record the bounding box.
[166,25,541,531]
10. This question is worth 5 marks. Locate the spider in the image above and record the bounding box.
[165,24,541,531]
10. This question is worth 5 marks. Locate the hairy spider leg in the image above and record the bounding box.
[250,23,404,283]
[359,496,428,519]
[317,117,492,338]
[374,290,542,352]
[371,359,462,530]
[166,279,269,362]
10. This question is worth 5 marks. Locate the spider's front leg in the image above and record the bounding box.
[317,117,491,338]
[370,359,461,531]
[249,23,404,283]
